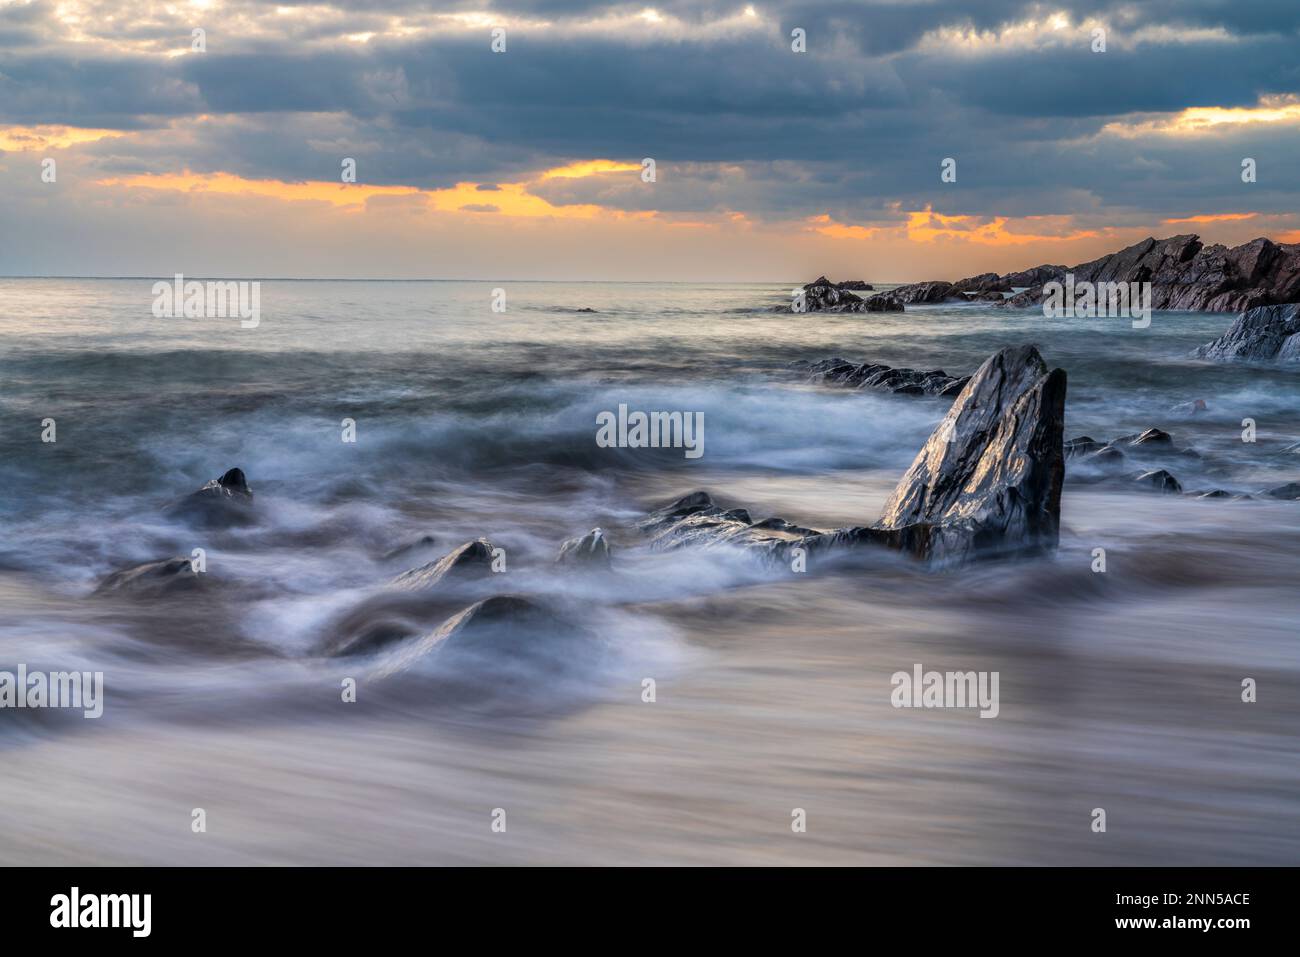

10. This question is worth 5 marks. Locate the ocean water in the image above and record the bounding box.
[0,278,1297,864]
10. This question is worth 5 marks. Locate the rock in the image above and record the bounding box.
[556,528,612,568]
[93,557,206,597]
[1134,469,1183,494]
[951,272,1011,294]
[1196,489,1233,499]
[576,307,597,313]
[637,491,817,561]
[891,280,955,304]
[1171,399,1208,415]
[644,345,1067,569]
[874,345,1067,565]
[166,467,255,528]
[862,292,904,312]
[793,357,968,397]
[1263,481,1300,500]
[799,277,866,313]
[381,534,438,563]
[1065,436,1104,458]
[1132,427,1174,447]
[837,280,874,291]
[1000,236,1300,312]
[1002,264,1067,288]
[1191,303,1300,361]
[1087,446,1127,467]
[392,538,499,590]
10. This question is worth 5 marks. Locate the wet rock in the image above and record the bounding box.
[637,491,815,560]
[1192,303,1300,361]
[1263,481,1300,500]
[1134,469,1183,494]
[1065,436,1104,458]
[166,467,255,528]
[837,280,874,291]
[793,357,968,397]
[93,557,206,597]
[1196,489,1233,499]
[1087,446,1127,467]
[1132,427,1174,447]
[381,534,438,563]
[556,528,612,568]
[874,344,1067,565]
[891,280,955,304]
[951,272,1012,295]
[392,538,499,590]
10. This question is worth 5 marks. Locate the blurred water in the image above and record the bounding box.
[0,278,1297,864]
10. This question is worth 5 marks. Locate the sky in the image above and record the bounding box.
[1,0,1299,281]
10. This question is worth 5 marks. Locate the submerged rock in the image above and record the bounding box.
[93,557,206,597]
[556,528,613,568]
[793,357,969,397]
[1134,469,1183,494]
[392,538,499,590]
[381,534,438,563]
[1264,481,1300,500]
[166,467,255,528]
[1192,303,1300,361]
[874,344,1067,565]
[1171,399,1208,416]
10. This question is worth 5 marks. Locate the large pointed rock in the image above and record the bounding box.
[874,345,1066,565]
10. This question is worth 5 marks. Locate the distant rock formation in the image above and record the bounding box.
[792,357,969,397]
[641,345,1067,567]
[997,235,1300,312]
[797,277,903,313]
[1192,303,1300,360]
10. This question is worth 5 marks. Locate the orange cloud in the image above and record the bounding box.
[0,125,127,152]
[94,166,635,219]
[1164,212,1257,224]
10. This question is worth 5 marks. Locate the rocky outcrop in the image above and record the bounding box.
[891,280,955,304]
[998,236,1300,312]
[93,557,207,597]
[1264,482,1300,500]
[643,345,1067,568]
[556,528,612,568]
[392,538,498,590]
[792,357,970,397]
[797,277,903,313]
[1002,265,1067,288]
[837,280,874,291]
[1191,303,1300,361]
[873,345,1067,565]
[165,467,255,528]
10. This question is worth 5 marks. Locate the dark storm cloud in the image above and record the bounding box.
[2,0,1299,219]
